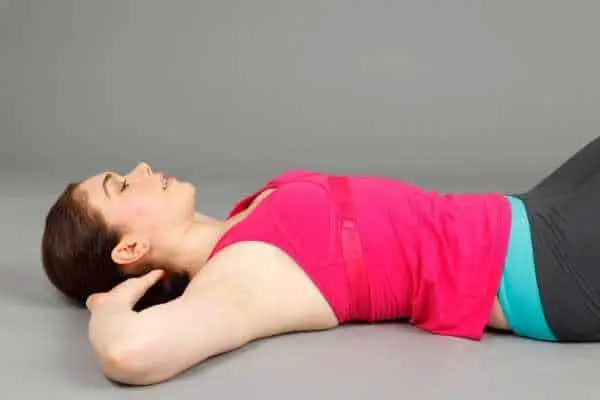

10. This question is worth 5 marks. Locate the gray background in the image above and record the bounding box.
[1,1,600,399]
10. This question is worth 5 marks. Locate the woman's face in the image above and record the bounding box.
[79,162,196,237]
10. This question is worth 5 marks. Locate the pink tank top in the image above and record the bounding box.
[207,170,511,340]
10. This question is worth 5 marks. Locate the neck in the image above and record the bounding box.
[163,213,230,277]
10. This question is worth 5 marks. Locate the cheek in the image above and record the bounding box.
[150,195,186,225]
[121,190,193,230]
[118,203,148,230]
[118,197,164,231]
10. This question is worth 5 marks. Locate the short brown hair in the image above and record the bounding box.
[41,182,189,311]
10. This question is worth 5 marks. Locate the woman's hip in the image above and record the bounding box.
[510,192,600,342]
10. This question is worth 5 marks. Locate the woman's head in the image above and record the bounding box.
[41,162,196,310]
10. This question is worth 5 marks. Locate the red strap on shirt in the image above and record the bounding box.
[328,175,372,321]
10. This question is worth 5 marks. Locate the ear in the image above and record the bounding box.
[111,234,151,269]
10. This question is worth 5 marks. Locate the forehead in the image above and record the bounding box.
[79,171,113,209]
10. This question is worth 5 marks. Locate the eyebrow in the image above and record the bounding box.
[102,173,113,199]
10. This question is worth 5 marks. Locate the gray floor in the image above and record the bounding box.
[2,173,599,400]
[3,0,600,398]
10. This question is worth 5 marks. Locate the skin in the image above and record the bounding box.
[79,162,510,386]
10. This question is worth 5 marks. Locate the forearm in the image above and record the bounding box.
[118,298,252,385]
[88,295,253,386]
[88,307,179,385]
[88,306,148,382]
[88,306,138,354]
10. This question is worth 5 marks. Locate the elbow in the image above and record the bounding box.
[99,343,158,386]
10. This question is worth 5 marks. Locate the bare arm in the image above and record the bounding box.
[87,242,338,385]
[92,285,252,385]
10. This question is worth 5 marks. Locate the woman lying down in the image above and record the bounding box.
[42,136,600,385]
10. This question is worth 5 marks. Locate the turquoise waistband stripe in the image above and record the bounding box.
[498,196,557,341]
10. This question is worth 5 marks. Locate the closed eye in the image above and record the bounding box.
[120,178,129,192]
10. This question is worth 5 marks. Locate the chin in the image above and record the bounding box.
[181,180,196,193]
[185,186,197,214]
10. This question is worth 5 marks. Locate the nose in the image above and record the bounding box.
[134,161,153,176]
[125,162,153,180]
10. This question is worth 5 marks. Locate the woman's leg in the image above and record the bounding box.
[520,135,600,199]
[525,172,600,341]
